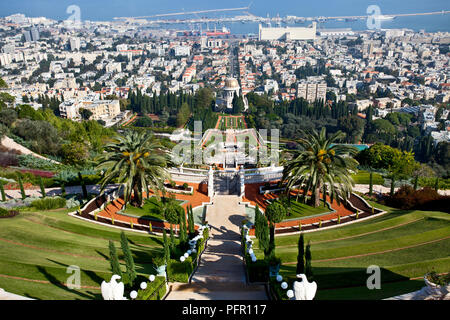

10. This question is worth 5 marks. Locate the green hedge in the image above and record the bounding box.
[136,276,167,300]
[167,257,194,283]
[269,277,289,300]
[245,255,269,283]
[31,197,67,210]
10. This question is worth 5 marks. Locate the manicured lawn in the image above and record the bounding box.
[254,203,450,300]
[121,196,185,221]
[0,208,165,300]
[284,199,330,220]
[351,170,384,185]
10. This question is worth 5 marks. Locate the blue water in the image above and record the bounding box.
[1,0,449,32]
[330,144,369,151]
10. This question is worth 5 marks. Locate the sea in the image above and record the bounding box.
[1,0,449,33]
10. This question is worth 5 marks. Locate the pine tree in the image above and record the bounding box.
[108,240,122,278]
[296,233,305,274]
[305,241,313,280]
[163,228,170,265]
[39,176,46,198]
[120,232,136,286]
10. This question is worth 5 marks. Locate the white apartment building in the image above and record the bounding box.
[59,99,120,121]
[297,81,327,103]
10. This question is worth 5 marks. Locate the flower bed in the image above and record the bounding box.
[164,182,194,195]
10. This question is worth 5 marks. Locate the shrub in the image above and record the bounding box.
[167,258,194,283]
[169,180,176,188]
[136,276,166,300]
[0,207,9,216]
[182,183,189,190]
[426,271,450,286]
[17,154,60,171]
[31,197,66,210]
[0,207,18,218]
[387,186,442,210]
[203,226,209,240]
[245,256,268,282]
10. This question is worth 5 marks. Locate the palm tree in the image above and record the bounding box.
[283,128,358,207]
[96,130,172,207]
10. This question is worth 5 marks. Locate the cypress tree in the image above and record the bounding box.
[17,175,26,200]
[169,224,175,253]
[296,233,305,274]
[187,205,195,236]
[39,176,46,198]
[78,172,88,199]
[259,215,270,257]
[0,183,6,202]
[254,204,261,241]
[179,209,187,245]
[413,175,419,191]
[163,228,170,265]
[120,232,136,286]
[390,176,395,196]
[108,240,122,278]
[305,241,313,280]
[434,177,439,191]
[369,171,373,196]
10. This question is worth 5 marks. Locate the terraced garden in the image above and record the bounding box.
[351,170,385,185]
[217,116,247,130]
[121,196,186,220]
[0,208,166,300]
[253,203,450,299]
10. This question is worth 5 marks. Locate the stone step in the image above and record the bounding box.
[170,281,263,293]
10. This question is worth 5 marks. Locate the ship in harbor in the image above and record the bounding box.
[204,26,230,36]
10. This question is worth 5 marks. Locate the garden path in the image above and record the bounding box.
[165,195,268,300]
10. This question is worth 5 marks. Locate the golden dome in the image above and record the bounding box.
[224,78,239,89]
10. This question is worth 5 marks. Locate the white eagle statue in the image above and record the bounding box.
[293,274,317,300]
[101,275,126,300]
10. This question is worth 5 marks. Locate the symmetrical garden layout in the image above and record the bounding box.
[1,169,448,300]
[0,125,448,300]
